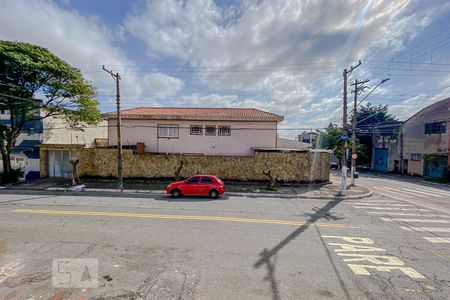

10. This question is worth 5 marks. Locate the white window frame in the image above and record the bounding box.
[190,125,203,135]
[158,125,179,138]
[411,153,421,161]
[218,125,231,136]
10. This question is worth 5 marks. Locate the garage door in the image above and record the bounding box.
[49,150,73,178]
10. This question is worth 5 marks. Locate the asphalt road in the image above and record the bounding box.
[0,175,449,299]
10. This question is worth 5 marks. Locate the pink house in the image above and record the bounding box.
[107,107,284,156]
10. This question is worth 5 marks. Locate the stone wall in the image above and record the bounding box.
[76,149,330,182]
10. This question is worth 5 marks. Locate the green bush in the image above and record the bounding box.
[0,169,24,184]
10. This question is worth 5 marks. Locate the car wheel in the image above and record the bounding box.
[171,189,181,198]
[209,189,219,199]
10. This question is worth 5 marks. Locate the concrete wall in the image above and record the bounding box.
[42,117,108,147]
[108,119,278,156]
[72,148,330,182]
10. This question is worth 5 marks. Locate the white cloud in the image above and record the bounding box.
[0,0,183,109]
[139,73,185,99]
[124,0,447,128]
[1,0,448,134]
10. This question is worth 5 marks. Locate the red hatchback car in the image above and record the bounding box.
[166,175,225,199]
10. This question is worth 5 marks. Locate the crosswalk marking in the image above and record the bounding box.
[352,206,431,212]
[345,200,400,203]
[371,188,416,201]
[400,226,450,233]
[367,212,449,217]
[408,187,450,197]
[380,218,450,223]
[347,203,414,207]
[373,187,410,196]
[422,237,450,243]
[383,187,429,198]
[401,188,443,198]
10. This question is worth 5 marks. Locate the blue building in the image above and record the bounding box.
[0,109,43,180]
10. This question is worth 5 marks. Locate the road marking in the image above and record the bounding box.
[400,226,450,233]
[323,236,425,279]
[371,188,415,201]
[406,187,450,197]
[338,253,404,265]
[367,211,450,217]
[400,188,443,198]
[384,186,441,199]
[11,208,357,228]
[347,203,414,207]
[347,264,425,279]
[352,206,431,212]
[405,288,423,293]
[380,218,450,223]
[328,243,386,252]
[422,237,450,243]
[345,200,400,203]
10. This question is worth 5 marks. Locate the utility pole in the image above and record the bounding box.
[350,78,369,186]
[102,66,123,189]
[341,60,361,196]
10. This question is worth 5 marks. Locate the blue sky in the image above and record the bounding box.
[1,0,450,137]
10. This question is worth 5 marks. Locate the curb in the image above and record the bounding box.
[44,185,373,200]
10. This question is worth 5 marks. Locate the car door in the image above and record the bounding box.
[183,176,200,195]
[198,176,213,195]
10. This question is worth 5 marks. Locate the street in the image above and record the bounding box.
[1,176,450,299]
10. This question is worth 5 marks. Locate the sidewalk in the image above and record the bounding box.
[6,178,372,199]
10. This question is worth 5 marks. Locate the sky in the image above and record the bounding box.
[1,0,450,138]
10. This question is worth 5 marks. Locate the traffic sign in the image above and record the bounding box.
[351,153,358,160]
[341,134,348,140]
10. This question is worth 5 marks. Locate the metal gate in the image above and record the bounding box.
[48,150,73,178]
[373,148,388,172]
[424,155,448,179]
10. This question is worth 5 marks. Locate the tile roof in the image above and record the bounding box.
[107,107,284,122]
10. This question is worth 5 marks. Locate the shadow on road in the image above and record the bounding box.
[253,199,348,300]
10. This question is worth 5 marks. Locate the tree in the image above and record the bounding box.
[314,123,344,160]
[356,103,397,127]
[313,123,367,165]
[0,41,101,182]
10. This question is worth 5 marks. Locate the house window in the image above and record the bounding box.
[218,125,231,136]
[424,122,446,134]
[158,125,179,138]
[190,125,203,135]
[411,153,421,161]
[205,125,216,136]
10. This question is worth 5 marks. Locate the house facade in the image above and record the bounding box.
[402,97,449,178]
[370,97,450,179]
[1,108,108,179]
[39,117,108,178]
[107,107,284,156]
